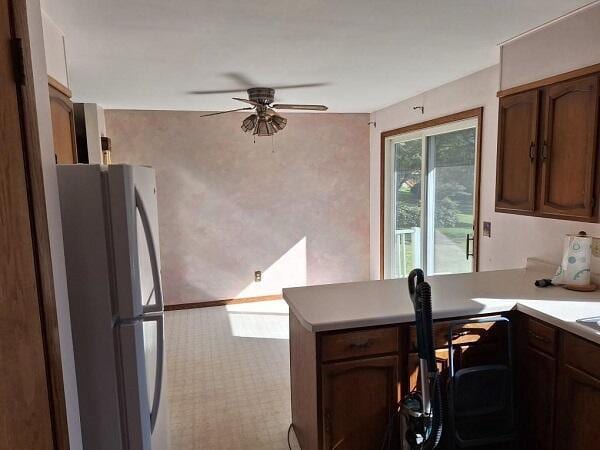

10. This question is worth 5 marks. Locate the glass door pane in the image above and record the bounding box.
[426,128,476,275]
[390,138,423,278]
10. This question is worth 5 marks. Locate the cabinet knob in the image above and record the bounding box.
[542,142,549,160]
[325,410,332,434]
[529,142,536,161]
[349,339,372,349]
[528,329,551,344]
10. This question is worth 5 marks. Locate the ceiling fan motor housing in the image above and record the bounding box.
[247,87,275,105]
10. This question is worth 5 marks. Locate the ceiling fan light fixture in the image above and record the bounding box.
[254,117,280,136]
[271,114,287,131]
[241,114,258,132]
[197,85,327,137]
[254,118,270,136]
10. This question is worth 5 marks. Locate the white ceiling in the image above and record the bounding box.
[41,0,591,112]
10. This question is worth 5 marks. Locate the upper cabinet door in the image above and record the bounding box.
[496,90,539,214]
[539,76,599,220]
[49,85,77,164]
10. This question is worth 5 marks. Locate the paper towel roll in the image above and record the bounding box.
[552,234,592,286]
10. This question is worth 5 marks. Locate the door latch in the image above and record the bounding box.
[465,234,475,260]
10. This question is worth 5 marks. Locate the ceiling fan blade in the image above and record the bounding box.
[270,82,328,90]
[188,88,250,95]
[198,107,253,118]
[272,104,328,111]
[232,97,262,107]
[223,72,257,88]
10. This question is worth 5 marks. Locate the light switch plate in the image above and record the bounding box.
[592,238,600,258]
[483,221,491,237]
[254,270,262,282]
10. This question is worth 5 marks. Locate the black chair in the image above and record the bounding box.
[446,316,517,449]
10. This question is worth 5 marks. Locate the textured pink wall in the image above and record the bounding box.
[105,110,370,304]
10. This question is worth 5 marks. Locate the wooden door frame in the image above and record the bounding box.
[8,1,70,448]
[379,107,484,279]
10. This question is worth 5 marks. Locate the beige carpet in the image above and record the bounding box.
[166,300,300,449]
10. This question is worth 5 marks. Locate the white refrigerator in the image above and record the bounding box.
[58,164,170,450]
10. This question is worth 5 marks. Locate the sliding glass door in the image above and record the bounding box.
[383,116,479,278]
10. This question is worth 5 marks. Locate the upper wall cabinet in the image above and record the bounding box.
[496,73,600,222]
[496,90,539,214]
[539,76,599,220]
[49,83,77,164]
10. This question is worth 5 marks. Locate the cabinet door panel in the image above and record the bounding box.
[520,347,555,450]
[496,90,539,213]
[539,76,599,219]
[322,356,398,450]
[49,85,77,164]
[554,365,600,449]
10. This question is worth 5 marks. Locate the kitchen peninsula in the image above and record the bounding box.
[284,259,600,450]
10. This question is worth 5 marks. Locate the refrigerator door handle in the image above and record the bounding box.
[143,313,164,433]
[135,188,164,313]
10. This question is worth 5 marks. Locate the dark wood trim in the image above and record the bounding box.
[472,107,483,272]
[379,131,386,279]
[379,107,484,279]
[11,2,70,448]
[48,75,71,98]
[165,293,283,311]
[380,108,484,140]
[497,62,600,98]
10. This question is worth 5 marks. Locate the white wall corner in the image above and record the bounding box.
[369,111,381,279]
[27,1,83,448]
[82,103,106,164]
[40,9,69,87]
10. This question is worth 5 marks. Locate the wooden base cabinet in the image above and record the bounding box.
[517,314,600,450]
[554,333,600,450]
[290,312,402,450]
[516,316,557,450]
[290,310,600,450]
[321,356,398,450]
[290,312,512,450]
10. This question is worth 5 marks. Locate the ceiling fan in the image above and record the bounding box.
[189,74,328,136]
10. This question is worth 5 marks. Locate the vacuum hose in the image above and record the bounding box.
[407,270,443,449]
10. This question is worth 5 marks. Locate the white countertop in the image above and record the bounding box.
[282,261,600,344]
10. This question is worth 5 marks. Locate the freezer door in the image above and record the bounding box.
[108,165,164,319]
[117,313,166,450]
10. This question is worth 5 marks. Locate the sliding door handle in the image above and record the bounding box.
[465,234,475,260]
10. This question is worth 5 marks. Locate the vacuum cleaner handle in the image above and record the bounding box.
[408,268,425,303]
[416,282,436,370]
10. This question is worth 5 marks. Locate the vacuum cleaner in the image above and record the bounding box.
[400,269,443,450]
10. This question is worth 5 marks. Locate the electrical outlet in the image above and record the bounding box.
[483,221,492,237]
[592,238,600,258]
[254,270,262,282]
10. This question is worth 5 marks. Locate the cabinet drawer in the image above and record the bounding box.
[526,318,557,356]
[408,320,497,352]
[320,327,399,362]
[561,333,600,379]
